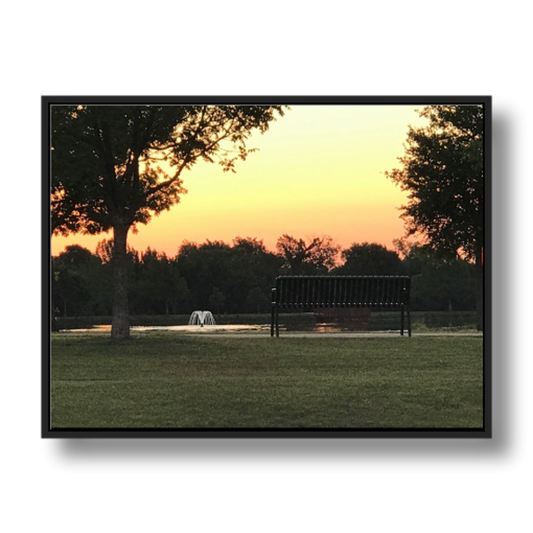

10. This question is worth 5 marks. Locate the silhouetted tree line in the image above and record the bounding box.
[52,235,478,317]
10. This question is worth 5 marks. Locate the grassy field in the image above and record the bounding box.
[49,332,484,430]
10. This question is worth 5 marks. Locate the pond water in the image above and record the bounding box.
[65,324,270,333]
[134,324,269,333]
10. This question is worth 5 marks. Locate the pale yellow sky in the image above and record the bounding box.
[51,105,427,256]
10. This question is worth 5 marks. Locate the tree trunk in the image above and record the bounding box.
[111,221,131,340]
[475,246,483,332]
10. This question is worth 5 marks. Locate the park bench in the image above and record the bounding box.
[270,275,411,337]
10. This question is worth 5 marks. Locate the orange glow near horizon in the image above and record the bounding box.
[51,105,427,257]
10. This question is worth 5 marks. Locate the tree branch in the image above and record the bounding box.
[144,109,241,197]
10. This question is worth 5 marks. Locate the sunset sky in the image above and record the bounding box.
[51,105,428,257]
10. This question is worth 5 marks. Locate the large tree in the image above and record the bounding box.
[51,104,286,338]
[385,105,485,329]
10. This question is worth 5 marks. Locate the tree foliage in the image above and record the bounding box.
[51,235,480,324]
[385,105,484,262]
[175,238,282,313]
[335,242,403,276]
[275,234,340,274]
[401,244,476,312]
[52,245,111,317]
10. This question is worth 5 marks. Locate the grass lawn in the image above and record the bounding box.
[49,332,484,430]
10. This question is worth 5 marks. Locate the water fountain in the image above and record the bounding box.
[188,310,216,327]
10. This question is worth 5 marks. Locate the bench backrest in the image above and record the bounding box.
[274,276,410,308]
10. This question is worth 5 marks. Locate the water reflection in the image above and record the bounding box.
[60,322,367,334]
[134,324,267,333]
[314,325,343,333]
[64,324,270,333]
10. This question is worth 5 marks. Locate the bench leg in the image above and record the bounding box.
[408,306,411,337]
[401,306,405,336]
[271,288,276,337]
